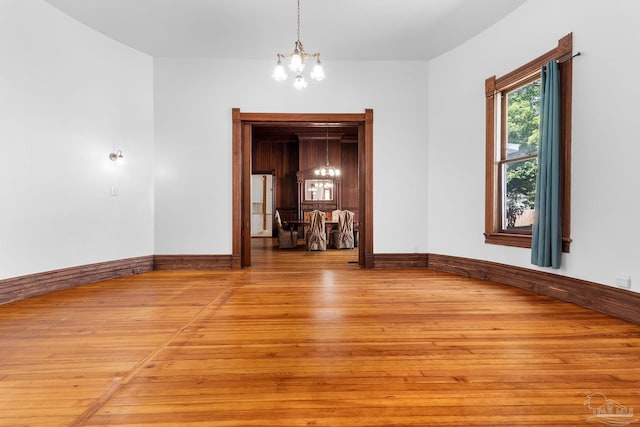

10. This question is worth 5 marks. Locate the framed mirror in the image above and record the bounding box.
[304,179,334,201]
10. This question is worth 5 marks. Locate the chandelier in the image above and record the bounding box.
[272,0,325,89]
[315,128,340,177]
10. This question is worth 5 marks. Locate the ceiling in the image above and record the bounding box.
[43,0,526,61]
[252,124,358,144]
[41,0,526,141]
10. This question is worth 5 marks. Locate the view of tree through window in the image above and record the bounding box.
[501,79,540,230]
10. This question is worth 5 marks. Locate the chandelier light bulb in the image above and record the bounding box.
[289,53,304,73]
[310,61,325,81]
[294,74,308,90]
[272,60,287,81]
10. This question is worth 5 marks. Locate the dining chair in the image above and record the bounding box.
[275,210,298,249]
[306,210,327,251]
[331,210,355,249]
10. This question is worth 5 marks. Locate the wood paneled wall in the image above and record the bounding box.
[340,142,359,220]
[252,136,359,222]
[251,140,299,214]
[298,140,341,171]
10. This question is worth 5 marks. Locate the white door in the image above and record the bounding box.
[251,174,273,236]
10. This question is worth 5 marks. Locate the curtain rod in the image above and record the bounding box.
[558,51,581,63]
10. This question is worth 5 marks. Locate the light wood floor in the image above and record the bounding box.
[1,239,640,426]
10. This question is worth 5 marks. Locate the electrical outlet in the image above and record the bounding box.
[111,187,118,197]
[615,275,631,289]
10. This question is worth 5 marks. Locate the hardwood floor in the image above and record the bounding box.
[1,239,640,426]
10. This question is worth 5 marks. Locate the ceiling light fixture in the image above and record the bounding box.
[272,0,325,89]
[314,128,340,177]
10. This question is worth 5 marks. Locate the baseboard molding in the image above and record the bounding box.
[0,256,154,305]
[4,252,639,326]
[373,253,429,268]
[153,255,233,270]
[428,253,640,326]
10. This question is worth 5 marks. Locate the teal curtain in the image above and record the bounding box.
[531,60,562,268]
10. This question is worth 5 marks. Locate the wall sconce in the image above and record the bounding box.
[109,149,124,165]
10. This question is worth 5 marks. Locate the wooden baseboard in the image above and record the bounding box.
[153,255,233,270]
[428,253,640,326]
[0,256,154,305]
[0,254,233,304]
[4,251,638,326]
[373,253,428,268]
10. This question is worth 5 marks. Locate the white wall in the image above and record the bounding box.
[7,0,634,295]
[0,1,154,279]
[428,0,640,290]
[153,59,430,255]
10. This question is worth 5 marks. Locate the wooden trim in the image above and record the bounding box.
[484,75,498,237]
[153,255,233,271]
[232,108,242,269]
[5,251,639,327]
[237,112,365,123]
[557,33,574,63]
[428,253,640,326]
[242,122,253,267]
[0,256,153,304]
[559,37,573,253]
[233,110,374,268]
[373,254,428,269]
[361,109,374,268]
[484,232,532,248]
[494,34,573,91]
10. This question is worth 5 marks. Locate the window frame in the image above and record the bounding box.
[485,33,573,252]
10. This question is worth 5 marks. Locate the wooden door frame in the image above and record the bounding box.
[232,109,374,268]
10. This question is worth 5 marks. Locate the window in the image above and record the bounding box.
[485,33,573,251]
[502,77,540,232]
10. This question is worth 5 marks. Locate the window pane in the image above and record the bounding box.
[502,158,537,230]
[506,80,540,160]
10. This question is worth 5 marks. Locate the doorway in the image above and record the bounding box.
[232,109,373,269]
[250,173,274,237]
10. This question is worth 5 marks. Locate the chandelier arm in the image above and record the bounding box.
[277,52,319,59]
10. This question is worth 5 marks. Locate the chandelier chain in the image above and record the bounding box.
[313,127,340,177]
[325,127,329,165]
[296,0,301,42]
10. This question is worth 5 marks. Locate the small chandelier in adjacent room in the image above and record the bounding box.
[315,129,340,177]
[272,0,325,89]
